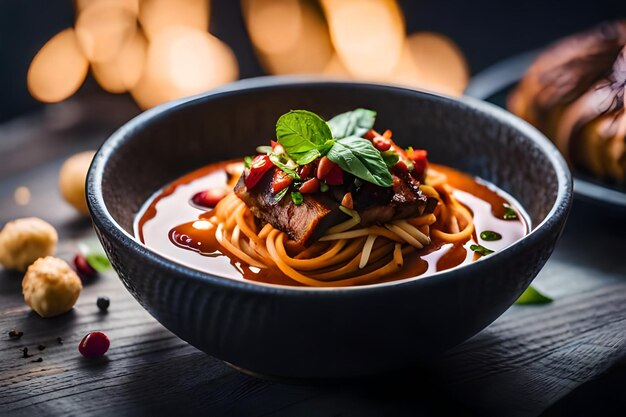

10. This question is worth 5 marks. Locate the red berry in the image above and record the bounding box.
[74,254,97,279]
[191,188,227,208]
[78,331,110,358]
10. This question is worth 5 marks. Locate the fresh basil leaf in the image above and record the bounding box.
[291,191,303,205]
[243,156,253,169]
[274,187,289,202]
[328,108,376,139]
[85,253,112,272]
[268,153,300,179]
[515,285,553,305]
[480,230,502,241]
[326,137,393,187]
[503,204,518,220]
[470,244,494,256]
[276,110,332,164]
[381,150,399,167]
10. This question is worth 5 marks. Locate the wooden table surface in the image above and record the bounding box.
[1,94,626,417]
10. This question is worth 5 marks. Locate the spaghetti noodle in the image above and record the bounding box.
[201,168,474,287]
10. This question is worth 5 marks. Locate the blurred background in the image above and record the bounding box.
[0,0,622,124]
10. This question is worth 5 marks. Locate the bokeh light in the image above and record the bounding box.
[27,1,469,108]
[27,28,89,103]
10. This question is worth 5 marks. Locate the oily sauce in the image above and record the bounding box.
[135,162,529,286]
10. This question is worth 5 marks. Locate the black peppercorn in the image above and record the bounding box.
[22,347,32,358]
[97,296,110,312]
[38,344,46,351]
[57,337,63,344]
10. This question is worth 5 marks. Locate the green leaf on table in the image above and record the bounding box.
[515,285,553,305]
[276,110,333,165]
[85,253,112,273]
[327,136,393,187]
[327,108,376,139]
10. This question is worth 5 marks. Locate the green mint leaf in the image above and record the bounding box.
[470,244,494,256]
[328,108,376,139]
[85,253,112,272]
[480,230,502,241]
[274,187,289,202]
[268,153,300,180]
[243,156,253,169]
[291,191,303,205]
[515,285,553,305]
[326,137,393,187]
[276,110,332,164]
[381,150,399,167]
[503,204,518,220]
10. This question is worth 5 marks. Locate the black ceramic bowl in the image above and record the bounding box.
[87,78,572,379]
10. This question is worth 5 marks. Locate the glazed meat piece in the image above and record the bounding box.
[235,168,343,246]
[235,167,434,246]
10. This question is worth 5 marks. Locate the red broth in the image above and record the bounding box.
[135,162,528,286]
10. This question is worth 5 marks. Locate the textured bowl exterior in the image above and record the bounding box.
[87,78,572,379]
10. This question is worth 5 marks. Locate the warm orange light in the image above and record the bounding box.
[131,27,238,109]
[244,0,333,74]
[243,0,302,55]
[92,30,148,93]
[75,1,137,62]
[27,29,89,103]
[139,0,210,40]
[75,0,139,15]
[322,0,405,80]
[14,186,31,206]
[404,32,469,96]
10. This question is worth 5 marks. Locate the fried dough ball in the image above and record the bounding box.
[22,256,82,318]
[59,151,96,215]
[0,218,58,271]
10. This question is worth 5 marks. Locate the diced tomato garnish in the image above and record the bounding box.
[272,169,292,193]
[382,129,392,139]
[325,163,344,185]
[244,154,273,189]
[316,156,335,180]
[271,140,279,149]
[407,148,428,179]
[299,177,320,194]
[364,129,378,140]
[298,163,314,179]
[373,136,391,151]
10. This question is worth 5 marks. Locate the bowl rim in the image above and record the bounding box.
[87,76,573,295]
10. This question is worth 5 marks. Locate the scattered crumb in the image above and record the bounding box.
[38,344,46,351]
[57,337,63,344]
[22,347,32,358]
[31,357,43,363]
[9,329,24,339]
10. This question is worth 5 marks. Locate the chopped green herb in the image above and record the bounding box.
[381,150,400,167]
[319,182,329,192]
[243,156,253,169]
[85,254,112,272]
[274,187,289,202]
[515,285,553,305]
[470,244,494,256]
[480,230,502,241]
[327,108,376,139]
[339,205,361,222]
[268,153,300,179]
[327,137,393,187]
[276,110,333,165]
[503,204,518,220]
[291,191,304,205]
[255,145,273,154]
